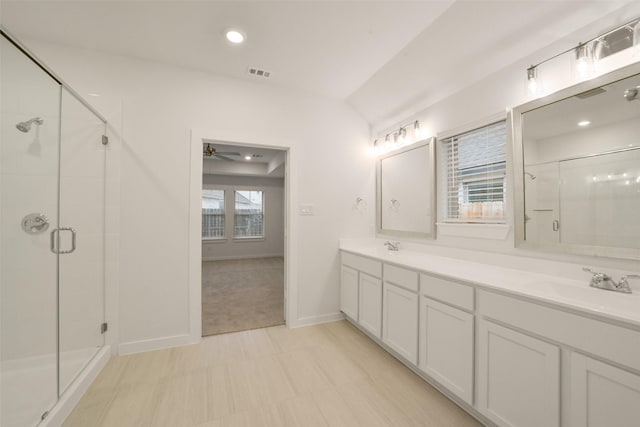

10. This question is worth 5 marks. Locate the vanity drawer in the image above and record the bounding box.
[384,264,419,292]
[479,290,640,372]
[341,252,382,278]
[420,273,474,312]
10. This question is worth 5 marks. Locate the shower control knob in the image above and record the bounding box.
[21,213,50,234]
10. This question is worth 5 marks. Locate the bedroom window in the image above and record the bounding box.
[234,190,264,238]
[202,189,226,238]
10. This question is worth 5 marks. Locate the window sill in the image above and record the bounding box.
[232,237,265,243]
[202,238,227,244]
[436,222,510,240]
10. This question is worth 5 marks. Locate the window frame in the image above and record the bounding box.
[437,114,508,227]
[233,189,265,239]
[201,188,226,240]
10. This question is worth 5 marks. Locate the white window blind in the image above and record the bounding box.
[439,120,507,223]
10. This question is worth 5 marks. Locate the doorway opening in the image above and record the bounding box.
[200,141,286,336]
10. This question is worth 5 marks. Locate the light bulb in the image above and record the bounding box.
[575,42,592,78]
[226,30,245,44]
[527,66,539,96]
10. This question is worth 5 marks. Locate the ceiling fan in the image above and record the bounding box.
[203,143,241,161]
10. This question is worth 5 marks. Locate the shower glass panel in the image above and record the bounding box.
[1,31,107,426]
[58,87,106,394]
[1,35,60,427]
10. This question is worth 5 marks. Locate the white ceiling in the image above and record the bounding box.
[202,141,286,178]
[1,1,638,126]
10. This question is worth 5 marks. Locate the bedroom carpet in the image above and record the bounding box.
[202,257,284,336]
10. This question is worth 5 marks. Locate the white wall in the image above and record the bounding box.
[202,175,284,260]
[19,40,374,352]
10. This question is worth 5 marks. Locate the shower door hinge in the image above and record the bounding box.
[101,135,109,145]
[101,322,108,334]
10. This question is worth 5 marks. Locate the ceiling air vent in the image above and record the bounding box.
[248,67,271,78]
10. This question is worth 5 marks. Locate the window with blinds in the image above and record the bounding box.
[202,189,225,238]
[439,120,507,223]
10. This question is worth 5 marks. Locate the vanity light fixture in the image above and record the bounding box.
[244,155,252,160]
[373,120,426,155]
[527,65,538,95]
[575,42,592,77]
[577,120,591,127]
[225,29,245,44]
[398,127,407,144]
[524,17,639,94]
[413,121,421,139]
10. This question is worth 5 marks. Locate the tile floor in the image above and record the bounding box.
[63,321,483,427]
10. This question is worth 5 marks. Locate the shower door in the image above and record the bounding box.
[1,34,61,427]
[1,33,106,426]
[58,87,106,394]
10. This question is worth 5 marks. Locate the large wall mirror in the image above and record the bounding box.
[512,63,640,259]
[377,138,435,239]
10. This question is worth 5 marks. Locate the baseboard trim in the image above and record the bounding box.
[42,345,111,427]
[291,312,345,328]
[118,334,196,355]
[202,253,284,262]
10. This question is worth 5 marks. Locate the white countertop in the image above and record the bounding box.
[340,240,640,328]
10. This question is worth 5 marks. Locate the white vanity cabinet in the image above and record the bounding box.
[339,246,640,427]
[382,264,419,364]
[340,252,383,338]
[340,265,359,320]
[478,320,560,427]
[419,274,474,405]
[358,273,383,338]
[570,353,640,427]
[478,289,640,427]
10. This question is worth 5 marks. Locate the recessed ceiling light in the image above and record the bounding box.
[577,120,591,127]
[226,30,245,44]
[244,155,252,160]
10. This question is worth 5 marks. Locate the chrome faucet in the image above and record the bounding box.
[384,240,400,251]
[582,268,639,294]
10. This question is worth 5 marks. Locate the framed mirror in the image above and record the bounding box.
[377,138,436,239]
[512,63,640,259]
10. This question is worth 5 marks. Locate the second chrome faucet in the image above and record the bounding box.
[384,241,400,251]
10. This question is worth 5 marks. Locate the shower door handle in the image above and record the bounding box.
[50,227,77,254]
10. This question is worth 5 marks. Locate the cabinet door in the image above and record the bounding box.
[382,282,418,364]
[478,320,560,427]
[359,273,382,338]
[570,353,640,427]
[419,296,473,404]
[340,265,358,320]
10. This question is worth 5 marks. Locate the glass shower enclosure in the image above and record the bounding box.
[1,31,107,426]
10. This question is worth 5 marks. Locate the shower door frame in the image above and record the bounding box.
[1,27,112,427]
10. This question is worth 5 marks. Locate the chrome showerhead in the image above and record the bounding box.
[16,117,44,133]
